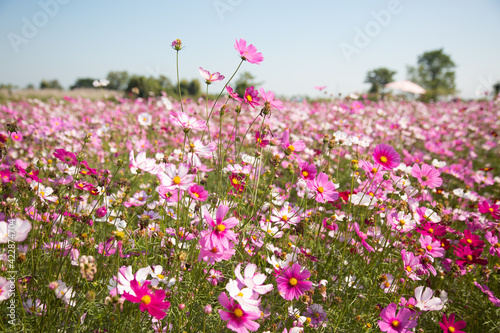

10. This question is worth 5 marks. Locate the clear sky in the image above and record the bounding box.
[1,0,499,99]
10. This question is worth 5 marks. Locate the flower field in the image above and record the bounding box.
[1,39,499,333]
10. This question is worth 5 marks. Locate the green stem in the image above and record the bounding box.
[176,50,185,113]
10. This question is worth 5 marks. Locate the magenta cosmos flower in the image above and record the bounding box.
[218,292,260,333]
[276,263,312,301]
[169,112,207,132]
[243,86,260,108]
[411,163,442,189]
[478,200,500,219]
[378,303,418,333]
[373,144,401,170]
[439,313,466,333]
[122,279,171,320]
[306,172,339,203]
[203,205,239,250]
[234,39,264,64]
[199,67,225,84]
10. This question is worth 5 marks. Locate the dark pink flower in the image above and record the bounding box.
[255,131,269,148]
[459,229,484,248]
[53,149,78,166]
[281,129,306,155]
[243,87,260,108]
[122,279,170,320]
[203,205,238,250]
[439,313,467,333]
[298,161,317,180]
[188,184,208,201]
[478,200,500,219]
[226,86,243,101]
[373,144,400,170]
[234,39,264,64]
[276,263,312,301]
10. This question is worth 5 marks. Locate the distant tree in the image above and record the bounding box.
[179,79,190,98]
[407,49,456,101]
[70,78,97,90]
[365,68,396,93]
[493,82,500,97]
[106,71,129,91]
[40,79,63,90]
[25,83,35,89]
[235,72,260,97]
[187,79,201,97]
[125,76,161,98]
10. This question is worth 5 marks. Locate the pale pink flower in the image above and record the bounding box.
[234,263,273,296]
[157,163,195,191]
[258,88,284,111]
[169,112,207,132]
[129,150,158,175]
[199,67,225,84]
[0,218,32,243]
[234,39,264,65]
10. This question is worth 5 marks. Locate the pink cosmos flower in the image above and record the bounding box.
[485,231,500,257]
[243,87,260,108]
[199,67,225,84]
[11,132,23,142]
[225,279,261,313]
[218,292,260,333]
[188,184,208,201]
[234,39,264,65]
[186,139,217,167]
[203,205,239,250]
[53,148,78,166]
[401,249,421,281]
[418,234,445,260]
[0,218,32,243]
[478,200,500,219]
[459,229,484,248]
[353,222,374,252]
[258,88,284,111]
[378,303,418,333]
[439,313,467,333]
[411,163,442,188]
[473,281,500,307]
[169,111,207,132]
[276,263,312,301]
[198,236,236,263]
[129,150,158,175]
[0,276,12,301]
[122,279,171,320]
[226,86,243,101]
[454,245,488,267]
[281,129,306,155]
[306,172,339,203]
[234,263,274,296]
[373,144,401,170]
[157,163,195,191]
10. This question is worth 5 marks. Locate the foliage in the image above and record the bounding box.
[106,71,130,91]
[70,78,98,90]
[39,79,63,90]
[365,67,396,93]
[235,71,260,97]
[407,49,457,101]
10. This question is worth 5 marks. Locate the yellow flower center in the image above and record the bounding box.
[489,207,494,212]
[157,274,164,280]
[384,282,390,288]
[317,187,324,193]
[246,95,252,102]
[391,320,400,328]
[234,308,243,317]
[466,239,472,244]
[237,292,243,297]
[399,220,406,226]
[426,245,433,251]
[194,192,200,198]
[449,327,456,333]
[406,266,412,272]
[282,215,288,221]
[428,228,434,233]
[289,277,298,286]
[380,156,388,163]
[466,255,473,262]
[288,145,295,152]
[141,295,151,305]
[216,224,226,232]
[173,176,181,185]
[232,178,239,185]
[302,171,309,177]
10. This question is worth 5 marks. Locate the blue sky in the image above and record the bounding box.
[1,0,499,98]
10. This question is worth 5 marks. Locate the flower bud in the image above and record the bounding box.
[204,304,212,314]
